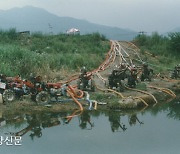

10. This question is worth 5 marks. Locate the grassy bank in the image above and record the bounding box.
[0,29,109,79]
[133,32,180,73]
[1,29,179,79]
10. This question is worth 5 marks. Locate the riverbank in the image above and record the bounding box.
[0,78,179,117]
[0,31,179,116]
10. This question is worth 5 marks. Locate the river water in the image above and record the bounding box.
[0,99,180,154]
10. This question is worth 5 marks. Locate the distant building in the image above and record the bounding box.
[18,31,30,36]
[66,28,80,35]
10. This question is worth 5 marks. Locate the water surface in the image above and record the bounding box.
[0,99,180,154]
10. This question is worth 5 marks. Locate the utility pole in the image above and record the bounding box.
[48,23,53,35]
[138,31,147,35]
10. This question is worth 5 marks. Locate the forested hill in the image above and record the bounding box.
[0,6,137,40]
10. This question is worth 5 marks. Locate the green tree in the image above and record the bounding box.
[168,32,180,54]
[134,34,148,47]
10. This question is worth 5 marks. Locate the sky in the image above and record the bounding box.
[0,0,179,33]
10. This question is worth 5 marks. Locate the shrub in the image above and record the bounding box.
[168,32,180,54]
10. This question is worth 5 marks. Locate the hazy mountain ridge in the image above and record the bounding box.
[0,6,137,40]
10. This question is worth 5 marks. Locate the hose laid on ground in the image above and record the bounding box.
[60,40,164,109]
[162,88,176,97]
[118,44,130,57]
[95,41,157,107]
[94,42,150,107]
[134,97,149,106]
[120,41,143,63]
[161,89,176,98]
[106,89,125,99]
[115,46,123,65]
[95,41,118,73]
[117,47,130,66]
[116,41,138,70]
[98,48,116,71]
[147,85,176,98]
[124,85,158,104]
[95,83,149,106]
[96,72,107,83]
[117,43,132,66]
[94,83,125,99]
[111,48,117,64]
[95,71,149,107]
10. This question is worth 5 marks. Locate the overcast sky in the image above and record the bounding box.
[0,0,179,33]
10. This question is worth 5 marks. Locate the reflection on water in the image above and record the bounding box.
[1,100,180,138]
[167,101,180,120]
[0,110,145,139]
[79,111,94,130]
[0,99,180,153]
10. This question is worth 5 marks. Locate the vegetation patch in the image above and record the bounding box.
[0,29,109,79]
[133,32,180,73]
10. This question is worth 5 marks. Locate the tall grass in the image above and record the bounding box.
[133,32,180,72]
[0,28,19,43]
[0,29,109,77]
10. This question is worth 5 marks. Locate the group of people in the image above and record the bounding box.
[78,62,154,92]
[108,63,127,91]
[171,64,180,79]
[108,62,153,91]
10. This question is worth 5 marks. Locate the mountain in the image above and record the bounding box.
[0,6,137,40]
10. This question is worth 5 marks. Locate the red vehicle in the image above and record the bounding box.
[1,74,84,106]
[35,82,63,105]
[2,75,45,103]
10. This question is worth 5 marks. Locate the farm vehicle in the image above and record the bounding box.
[0,75,45,103]
[0,74,84,105]
[34,82,84,105]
